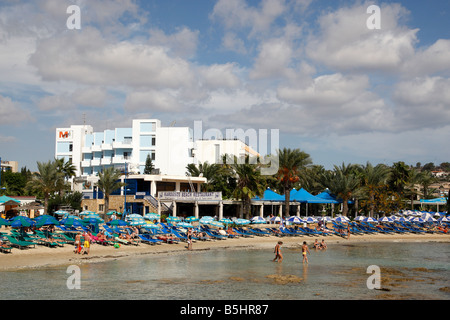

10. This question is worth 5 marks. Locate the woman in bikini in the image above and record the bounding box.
[273,241,283,262]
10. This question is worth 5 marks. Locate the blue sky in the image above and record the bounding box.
[0,0,449,171]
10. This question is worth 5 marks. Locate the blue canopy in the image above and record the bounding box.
[291,188,325,203]
[253,188,284,201]
[315,191,341,204]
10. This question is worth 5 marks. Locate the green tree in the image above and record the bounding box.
[388,161,411,196]
[96,167,126,215]
[360,162,391,217]
[276,148,312,217]
[143,154,155,174]
[26,160,63,214]
[320,163,361,217]
[231,156,265,219]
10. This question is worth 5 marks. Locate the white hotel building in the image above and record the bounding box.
[55,119,258,216]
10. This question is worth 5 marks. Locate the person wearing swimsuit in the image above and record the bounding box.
[273,241,283,262]
[302,241,310,264]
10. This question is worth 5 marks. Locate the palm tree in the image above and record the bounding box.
[417,170,437,199]
[186,161,221,191]
[55,158,76,195]
[96,167,125,215]
[26,160,63,214]
[388,161,410,195]
[360,162,391,217]
[276,148,312,217]
[320,163,361,216]
[231,156,265,219]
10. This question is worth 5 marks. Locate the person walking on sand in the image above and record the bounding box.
[273,241,283,262]
[302,241,310,264]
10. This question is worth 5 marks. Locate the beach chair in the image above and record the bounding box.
[232,228,254,237]
[34,230,65,247]
[5,235,36,249]
[202,229,228,240]
[137,234,163,245]
[248,228,271,236]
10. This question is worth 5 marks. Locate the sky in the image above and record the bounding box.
[0,0,449,172]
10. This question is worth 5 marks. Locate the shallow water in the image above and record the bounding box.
[1,242,449,300]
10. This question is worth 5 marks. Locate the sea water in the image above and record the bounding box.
[1,242,449,300]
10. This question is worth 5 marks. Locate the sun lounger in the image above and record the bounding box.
[138,234,163,245]
[5,235,36,249]
[231,228,254,237]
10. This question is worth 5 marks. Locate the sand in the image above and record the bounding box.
[1,231,448,271]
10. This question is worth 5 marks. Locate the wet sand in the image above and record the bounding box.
[1,232,448,271]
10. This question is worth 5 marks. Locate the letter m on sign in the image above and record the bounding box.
[59,131,69,139]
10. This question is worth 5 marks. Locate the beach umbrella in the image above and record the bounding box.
[142,223,161,229]
[378,216,393,223]
[304,217,318,224]
[363,217,377,223]
[34,215,60,227]
[318,216,332,223]
[166,216,182,223]
[0,217,11,226]
[438,216,450,223]
[82,217,104,225]
[10,216,35,228]
[410,217,425,223]
[54,210,69,216]
[184,216,199,222]
[143,213,160,220]
[107,219,129,226]
[354,216,366,221]
[60,217,83,227]
[235,218,251,225]
[333,216,349,223]
[127,216,146,226]
[199,216,214,224]
[177,222,194,228]
[250,216,267,224]
[269,216,283,223]
[83,213,102,220]
[219,218,233,225]
[106,210,118,216]
[287,216,304,224]
[79,210,96,215]
[209,221,225,228]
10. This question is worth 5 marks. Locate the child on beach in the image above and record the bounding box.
[302,241,310,264]
[273,241,283,262]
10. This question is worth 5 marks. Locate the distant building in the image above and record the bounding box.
[0,160,18,173]
[55,119,258,216]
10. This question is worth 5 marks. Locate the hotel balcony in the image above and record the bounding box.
[101,143,113,150]
[112,139,133,149]
[81,160,91,167]
[101,158,112,165]
[91,159,101,166]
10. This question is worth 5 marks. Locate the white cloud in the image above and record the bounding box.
[393,76,450,130]
[211,0,286,37]
[148,27,199,58]
[29,27,195,89]
[306,3,418,72]
[124,90,181,112]
[198,63,241,89]
[0,94,32,125]
[250,38,295,80]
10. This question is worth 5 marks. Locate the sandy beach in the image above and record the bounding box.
[1,232,448,271]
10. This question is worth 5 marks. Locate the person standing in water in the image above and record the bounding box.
[273,241,283,262]
[302,241,310,264]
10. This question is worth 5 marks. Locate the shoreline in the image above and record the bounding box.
[1,233,449,271]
